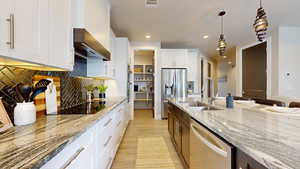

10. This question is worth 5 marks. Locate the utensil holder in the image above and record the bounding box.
[14,102,36,126]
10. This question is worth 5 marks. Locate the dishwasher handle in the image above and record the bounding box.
[191,123,228,158]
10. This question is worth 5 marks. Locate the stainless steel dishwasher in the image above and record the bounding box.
[190,119,232,169]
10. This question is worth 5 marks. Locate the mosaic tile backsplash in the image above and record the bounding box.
[0,66,103,119]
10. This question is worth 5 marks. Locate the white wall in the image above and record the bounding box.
[216,62,236,97]
[278,27,300,99]
[236,26,300,103]
[214,48,237,97]
[131,42,162,120]
[134,52,153,65]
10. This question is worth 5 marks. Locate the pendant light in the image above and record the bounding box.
[253,0,268,41]
[218,11,226,56]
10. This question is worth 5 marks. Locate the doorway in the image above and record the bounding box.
[133,50,155,117]
[242,42,267,99]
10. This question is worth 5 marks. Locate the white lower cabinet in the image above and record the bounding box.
[41,124,95,169]
[41,102,129,169]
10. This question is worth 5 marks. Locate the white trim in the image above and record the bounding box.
[130,42,162,120]
[237,37,272,99]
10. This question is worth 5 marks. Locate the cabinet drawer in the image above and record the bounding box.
[97,109,118,155]
[41,126,95,169]
[98,147,114,169]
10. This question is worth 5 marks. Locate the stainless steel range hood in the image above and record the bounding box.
[74,28,111,61]
[72,28,111,78]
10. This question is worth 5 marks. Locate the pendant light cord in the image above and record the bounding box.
[221,15,224,35]
[260,0,262,8]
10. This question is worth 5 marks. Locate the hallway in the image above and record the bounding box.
[111,110,184,169]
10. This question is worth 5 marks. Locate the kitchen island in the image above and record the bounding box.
[0,97,128,169]
[168,98,300,169]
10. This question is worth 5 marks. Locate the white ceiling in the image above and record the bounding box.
[110,0,300,56]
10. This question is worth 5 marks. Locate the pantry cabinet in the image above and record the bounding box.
[0,0,73,70]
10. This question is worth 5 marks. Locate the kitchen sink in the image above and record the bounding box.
[189,101,223,111]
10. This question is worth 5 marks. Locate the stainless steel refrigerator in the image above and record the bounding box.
[161,68,187,119]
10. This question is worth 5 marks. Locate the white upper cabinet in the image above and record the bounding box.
[48,0,74,70]
[160,49,188,68]
[0,0,73,70]
[73,0,111,51]
[160,48,199,82]
[0,0,13,57]
[0,0,49,64]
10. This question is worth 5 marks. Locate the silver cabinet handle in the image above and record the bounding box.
[105,157,113,169]
[60,147,85,169]
[6,14,14,49]
[191,123,227,158]
[104,136,112,147]
[104,118,112,127]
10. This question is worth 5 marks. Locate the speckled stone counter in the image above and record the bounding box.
[0,97,127,169]
[169,98,300,169]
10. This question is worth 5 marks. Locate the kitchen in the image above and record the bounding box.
[0,0,300,169]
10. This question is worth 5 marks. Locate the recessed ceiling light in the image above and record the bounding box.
[145,34,151,39]
[228,61,232,64]
[203,35,209,39]
[223,56,227,59]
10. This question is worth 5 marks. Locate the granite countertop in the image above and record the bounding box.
[169,98,300,169]
[0,97,127,169]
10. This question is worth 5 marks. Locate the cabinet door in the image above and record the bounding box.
[48,0,74,70]
[181,122,190,167]
[168,112,174,138]
[174,49,188,68]
[10,0,49,64]
[187,50,198,82]
[161,50,174,68]
[84,0,110,50]
[65,145,94,169]
[173,115,182,152]
[0,0,13,57]
[161,49,187,68]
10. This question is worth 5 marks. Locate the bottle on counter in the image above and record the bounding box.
[226,93,234,108]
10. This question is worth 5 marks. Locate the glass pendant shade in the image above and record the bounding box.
[254,1,268,41]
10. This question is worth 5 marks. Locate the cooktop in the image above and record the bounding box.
[59,101,106,114]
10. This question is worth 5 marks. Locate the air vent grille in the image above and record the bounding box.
[145,0,158,8]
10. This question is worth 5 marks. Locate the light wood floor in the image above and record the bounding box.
[111,110,184,169]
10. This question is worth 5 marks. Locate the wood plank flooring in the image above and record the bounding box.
[111,110,184,169]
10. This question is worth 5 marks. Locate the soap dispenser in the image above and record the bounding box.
[226,93,234,108]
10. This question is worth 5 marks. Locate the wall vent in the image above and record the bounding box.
[145,0,158,8]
